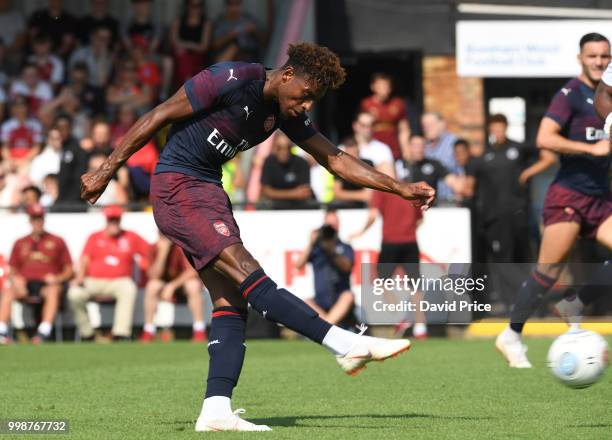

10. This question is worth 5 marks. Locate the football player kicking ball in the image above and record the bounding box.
[496,33,612,368]
[80,43,435,432]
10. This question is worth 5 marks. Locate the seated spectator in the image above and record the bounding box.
[110,103,137,147]
[332,136,373,208]
[29,128,62,186]
[62,62,105,116]
[360,72,411,160]
[69,27,115,88]
[40,173,58,207]
[28,33,64,89]
[106,59,153,115]
[67,206,150,341]
[80,120,113,156]
[77,0,119,46]
[1,95,43,174]
[10,63,53,115]
[141,234,206,343]
[131,35,162,102]
[122,0,172,100]
[260,132,313,209]
[0,38,12,88]
[421,112,459,203]
[20,185,42,210]
[295,209,355,327]
[86,153,129,206]
[0,204,73,343]
[170,0,211,85]
[55,114,90,210]
[27,0,78,58]
[0,0,26,65]
[212,0,264,62]
[352,111,394,177]
[38,86,90,140]
[0,168,19,207]
[396,134,463,202]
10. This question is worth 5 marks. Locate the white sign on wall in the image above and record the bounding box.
[457,20,612,77]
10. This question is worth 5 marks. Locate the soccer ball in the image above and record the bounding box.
[547,329,609,389]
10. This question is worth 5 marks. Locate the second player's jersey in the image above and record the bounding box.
[155,62,317,183]
[544,77,611,196]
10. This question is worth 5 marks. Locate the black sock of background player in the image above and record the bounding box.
[240,269,332,343]
[577,260,612,306]
[205,307,248,399]
[509,270,556,334]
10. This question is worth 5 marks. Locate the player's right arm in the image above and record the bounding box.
[80,87,194,204]
[536,117,609,156]
[595,77,612,140]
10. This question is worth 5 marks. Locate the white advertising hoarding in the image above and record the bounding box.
[0,208,471,301]
[457,20,612,77]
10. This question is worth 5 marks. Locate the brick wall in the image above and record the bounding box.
[422,56,485,152]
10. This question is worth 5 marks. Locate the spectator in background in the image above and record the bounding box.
[62,62,105,116]
[0,204,73,343]
[141,234,206,343]
[0,0,26,65]
[21,185,42,209]
[27,0,78,59]
[395,134,463,203]
[131,35,162,102]
[260,132,313,209]
[1,96,43,174]
[55,114,89,210]
[212,0,263,62]
[221,157,245,202]
[452,138,475,205]
[29,128,62,186]
[39,82,92,140]
[68,206,150,341]
[70,27,115,88]
[28,33,64,89]
[81,120,113,156]
[350,181,428,339]
[0,39,10,90]
[295,209,355,327]
[0,167,21,207]
[10,63,53,115]
[360,72,410,161]
[170,0,212,86]
[40,173,59,207]
[122,0,173,100]
[77,0,119,46]
[86,153,129,206]
[352,111,394,177]
[465,114,532,306]
[421,112,459,204]
[106,59,153,115]
[332,136,372,208]
[111,103,137,147]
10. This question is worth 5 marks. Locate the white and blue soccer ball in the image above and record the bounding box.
[547,329,609,389]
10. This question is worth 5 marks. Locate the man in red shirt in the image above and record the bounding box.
[351,190,428,339]
[360,73,411,161]
[67,205,150,341]
[141,234,206,342]
[0,204,73,344]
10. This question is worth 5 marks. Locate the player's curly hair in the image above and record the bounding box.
[284,42,346,90]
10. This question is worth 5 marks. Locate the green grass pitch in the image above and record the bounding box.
[1,338,610,439]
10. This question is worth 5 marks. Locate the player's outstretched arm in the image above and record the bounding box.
[80,87,194,204]
[300,133,435,209]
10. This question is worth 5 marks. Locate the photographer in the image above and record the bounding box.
[295,210,355,327]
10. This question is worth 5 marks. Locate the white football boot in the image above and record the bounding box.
[495,326,532,369]
[553,295,584,330]
[195,409,271,432]
[336,328,412,376]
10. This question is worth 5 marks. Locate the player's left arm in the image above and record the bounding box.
[299,133,435,209]
[80,87,194,204]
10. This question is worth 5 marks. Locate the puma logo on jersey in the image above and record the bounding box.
[243,105,253,120]
[561,87,571,96]
[208,339,220,347]
[207,128,237,158]
[586,97,594,105]
[227,69,238,81]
